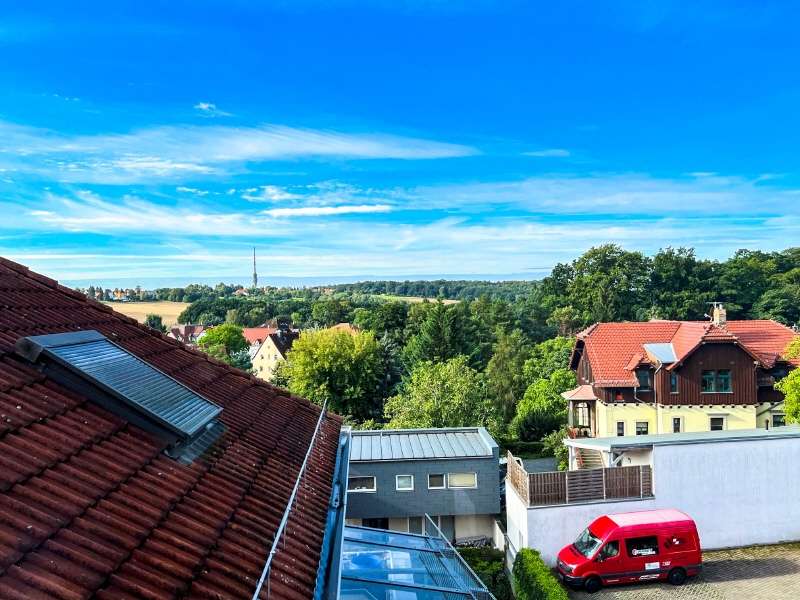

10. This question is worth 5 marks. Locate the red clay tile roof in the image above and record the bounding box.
[0,257,342,600]
[241,327,278,345]
[577,319,799,386]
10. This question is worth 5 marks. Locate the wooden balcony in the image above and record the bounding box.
[507,451,653,507]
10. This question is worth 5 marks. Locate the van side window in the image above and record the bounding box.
[665,533,696,551]
[626,536,659,557]
[598,540,619,561]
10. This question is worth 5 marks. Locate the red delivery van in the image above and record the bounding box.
[556,509,702,594]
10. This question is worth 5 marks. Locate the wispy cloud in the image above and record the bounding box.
[242,185,302,202]
[0,120,478,183]
[523,148,571,157]
[261,204,392,218]
[193,102,232,117]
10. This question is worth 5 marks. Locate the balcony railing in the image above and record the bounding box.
[507,451,653,507]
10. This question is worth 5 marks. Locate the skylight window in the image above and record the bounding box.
[15,330,223,462]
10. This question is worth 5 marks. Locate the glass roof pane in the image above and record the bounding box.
[341,540,456,587]
[345,527,447,551]
[341,578,469,600]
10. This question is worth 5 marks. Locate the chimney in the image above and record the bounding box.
[712,302,727,326]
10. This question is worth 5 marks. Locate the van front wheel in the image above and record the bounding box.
[668,567,687,586]
[584,576,602,594]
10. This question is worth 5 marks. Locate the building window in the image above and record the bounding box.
[447,472,477,489]
[636,368,652,390]
[396,474,414,491]
[616,421,625,437]
[670,373,679,394]
[426,515,442,536]
[408,516,423,534]
[709,416,726,431]
[347,476,376,492]
[773,414,786,428]
[363,517,389,530]
[701,369,733,393]
[672,417,682,433]
[428,473,446,489]
[614,389,624,401]
[635,421,649,436]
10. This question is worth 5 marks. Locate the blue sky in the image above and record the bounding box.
[1,1,800,286]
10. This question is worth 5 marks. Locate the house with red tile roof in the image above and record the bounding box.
[564,304,799,441]
[0,258,498,600]
[0,257,347,600]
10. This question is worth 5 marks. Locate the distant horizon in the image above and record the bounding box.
[62,271,546,291]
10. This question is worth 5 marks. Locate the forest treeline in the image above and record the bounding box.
[87,245,800,450]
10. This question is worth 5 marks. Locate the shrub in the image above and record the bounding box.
[458,547,513,600]
[512,548,569,600]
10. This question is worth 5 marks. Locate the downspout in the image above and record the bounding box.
[653,362,664,434]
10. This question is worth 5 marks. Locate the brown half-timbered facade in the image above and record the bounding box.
[564,305,798,439]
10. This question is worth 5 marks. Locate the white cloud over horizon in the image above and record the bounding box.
[0,119,478,183]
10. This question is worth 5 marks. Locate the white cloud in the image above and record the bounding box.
[176,186,210,196]
[193,102,232,117]
[261,204,392,218]
[523,148,571,157]
[404,172,799,216]
[242,185,302,202]
[0,120,477,183]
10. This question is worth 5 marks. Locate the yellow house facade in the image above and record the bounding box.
[565,311,797,440]
[252,330,299,382]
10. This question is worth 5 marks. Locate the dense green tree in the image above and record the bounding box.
[384,356,495,431]
[718,249,777,317]
[284,329,383,420]
[144,313,167,333]
[198,323,249,360]
[228,349,253,372]
[753,285,800,325]
[567,244,652,325]
[542,425,571,470]
[510,369,575,441]
[311,297,351,327]
[649,247,717,319]
[523,336,575,383]
[402,301,475,369]
[776,339,800,424]
[486,329,531,426]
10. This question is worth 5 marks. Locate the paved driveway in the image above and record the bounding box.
[568,544,800,600]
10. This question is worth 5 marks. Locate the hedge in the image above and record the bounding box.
[512,548,570,600]
[458,547,513,600]
[498,439,545,458]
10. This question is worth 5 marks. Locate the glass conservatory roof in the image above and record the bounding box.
[339,525,495,600]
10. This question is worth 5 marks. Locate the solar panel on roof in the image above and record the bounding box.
[15,330,222,451]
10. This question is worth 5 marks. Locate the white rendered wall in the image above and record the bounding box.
[454,514,495,539]
[507,437,800,565]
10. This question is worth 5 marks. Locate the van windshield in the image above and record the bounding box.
[573,528,603,558]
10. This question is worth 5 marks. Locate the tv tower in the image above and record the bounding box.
[252,247,258,288]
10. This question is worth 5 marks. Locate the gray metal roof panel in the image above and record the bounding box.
[350,428,495,461]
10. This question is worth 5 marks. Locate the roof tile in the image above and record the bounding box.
[0,257,342,598]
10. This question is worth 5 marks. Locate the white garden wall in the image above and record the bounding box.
[508,436,800,565]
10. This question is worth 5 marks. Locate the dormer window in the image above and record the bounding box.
[636,368,652,390]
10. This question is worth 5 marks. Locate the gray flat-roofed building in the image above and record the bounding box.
[346,427,501,544]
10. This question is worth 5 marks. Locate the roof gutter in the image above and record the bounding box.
[314,428,351,600]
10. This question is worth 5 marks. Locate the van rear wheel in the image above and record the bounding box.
[584,576,602,594]
[668,567,687,586]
